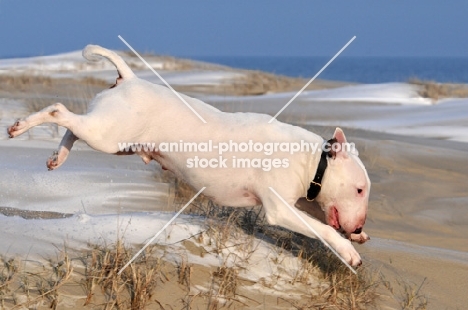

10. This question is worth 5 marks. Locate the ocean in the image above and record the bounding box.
[189,56,468,84]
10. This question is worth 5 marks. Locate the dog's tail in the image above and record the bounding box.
[83,45,136,80]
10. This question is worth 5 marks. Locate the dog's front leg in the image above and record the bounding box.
[261,193,362,267]
[348,231,370,244]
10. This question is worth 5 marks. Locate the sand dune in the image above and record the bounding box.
[0,51,467,308]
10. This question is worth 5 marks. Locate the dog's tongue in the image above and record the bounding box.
[330,207,341,230]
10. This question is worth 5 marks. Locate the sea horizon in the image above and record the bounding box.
[187,55,468,84]
[2,51,468,84]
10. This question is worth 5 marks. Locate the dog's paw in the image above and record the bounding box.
[7,119,28,138]
[349,231,370,244]
[335,238,362,267]
[46,151,59,171]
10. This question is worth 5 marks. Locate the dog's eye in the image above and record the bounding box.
[357,188,363,194]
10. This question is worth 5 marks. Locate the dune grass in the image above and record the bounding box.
[0,73,107,118]
[409,77,468,101]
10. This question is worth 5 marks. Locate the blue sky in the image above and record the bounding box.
[0,1,467,58]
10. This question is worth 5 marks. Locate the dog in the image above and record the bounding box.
[7,45,370,267]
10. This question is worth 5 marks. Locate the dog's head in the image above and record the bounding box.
[315,128,371,236]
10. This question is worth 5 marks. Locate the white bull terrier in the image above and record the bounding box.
[7,45,370,267]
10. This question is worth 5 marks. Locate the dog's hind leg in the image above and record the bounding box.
[46,129,79,170]
[7,103,81,139]
[7,103,97,170]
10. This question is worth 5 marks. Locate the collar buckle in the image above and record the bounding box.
[306,181,322,201]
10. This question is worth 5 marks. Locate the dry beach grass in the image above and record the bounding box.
[409,77,468,101]
[0,216,395,309]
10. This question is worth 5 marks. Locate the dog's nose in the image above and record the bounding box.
[353,227,362,234]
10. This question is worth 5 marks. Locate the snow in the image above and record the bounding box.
[300,82,432,105]
[0,50,244,87]
[301,97,468,143]
[0,212,201,256]
[203,82,432,105]
[137,70,244,86]
[0,50,164,73]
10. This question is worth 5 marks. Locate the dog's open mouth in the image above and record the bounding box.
[329,206,341,230]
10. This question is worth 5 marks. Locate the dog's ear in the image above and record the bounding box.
[331,127,349,159]
[333,127,347,144]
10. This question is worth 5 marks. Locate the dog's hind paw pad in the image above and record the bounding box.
[46,151,59,170]
[7,120,27,138]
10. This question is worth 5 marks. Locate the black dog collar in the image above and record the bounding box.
[306,138,336,201]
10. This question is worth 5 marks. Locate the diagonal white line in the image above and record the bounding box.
[268,187,357,274]
[118,187,206,275]
[268,36,356,123]
[118,35,207,124]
